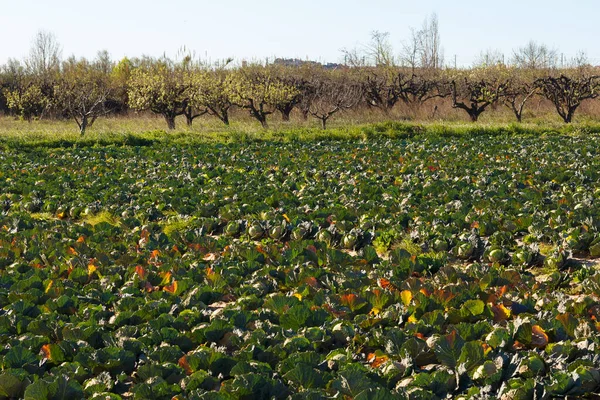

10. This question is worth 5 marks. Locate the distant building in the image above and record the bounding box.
[273,58,345,70]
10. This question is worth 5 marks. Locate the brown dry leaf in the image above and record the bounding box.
[203,252,218,261]
[531,325,549,348]
[367,353,389,368]
[491,303,511,322]
[178,355,192,375]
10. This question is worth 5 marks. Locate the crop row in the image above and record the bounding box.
[1,134,600,398]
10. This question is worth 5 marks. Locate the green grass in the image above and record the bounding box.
[2,115,600,149]
[29,212,55,221]
[391,235,423,256]
[81,211,122,227]
[160,215,194,236]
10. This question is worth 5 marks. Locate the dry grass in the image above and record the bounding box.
[1,99,600,148]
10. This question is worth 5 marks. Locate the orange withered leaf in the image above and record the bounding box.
[135,265,148,280]
[481,343,492,356]
[486,293,498,304]
[178,355,192,375]
[367,353,389,368]
[513,340,526,350]
[378,278,392,290]
[434,289,455,305]
[164,280,178,293]
[41,344,52,360]
[531,325,549,348]
[256,245,268,255]
[340,293,358,308]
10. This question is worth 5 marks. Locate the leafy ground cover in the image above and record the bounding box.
[1,130,600,399]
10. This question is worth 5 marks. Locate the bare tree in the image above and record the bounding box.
[360,66,410,113]
[54,57,114,134]
[25,30,62,76]
[419,13,444,69]
[298,78,317,120]
[400,27,422,72]
[450,69,509,122]
[535,74,600,123]
[365,31,395,67]
[404,72,450,105]
[341,46,367,67]
[512,41,558,69]
[95,50,113,75]
[473,49,505,67]
[399,13,444,70]
[308,73,362,129]
[570,50,590,69]
[503,69,538,122]
[359,65,449,114]
[269,64,309,121]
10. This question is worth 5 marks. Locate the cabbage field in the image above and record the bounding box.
[1,132,600,399]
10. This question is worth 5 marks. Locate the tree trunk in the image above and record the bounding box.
[301,108,309,121]
[259,117,269,129]
[165,114,176,130]
[564,112,572,123]
[184,107,206,126]
[250,108,268,129]
[468,110,479,122]
[564,106,577,123]
[279,104,294,121]
[515,112,522,123]
[221,112,230,126]
[321,117,327,130]
[80,115,89,135]
[208,106,230,126]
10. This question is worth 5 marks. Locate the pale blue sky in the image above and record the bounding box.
[1,0,598,66]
